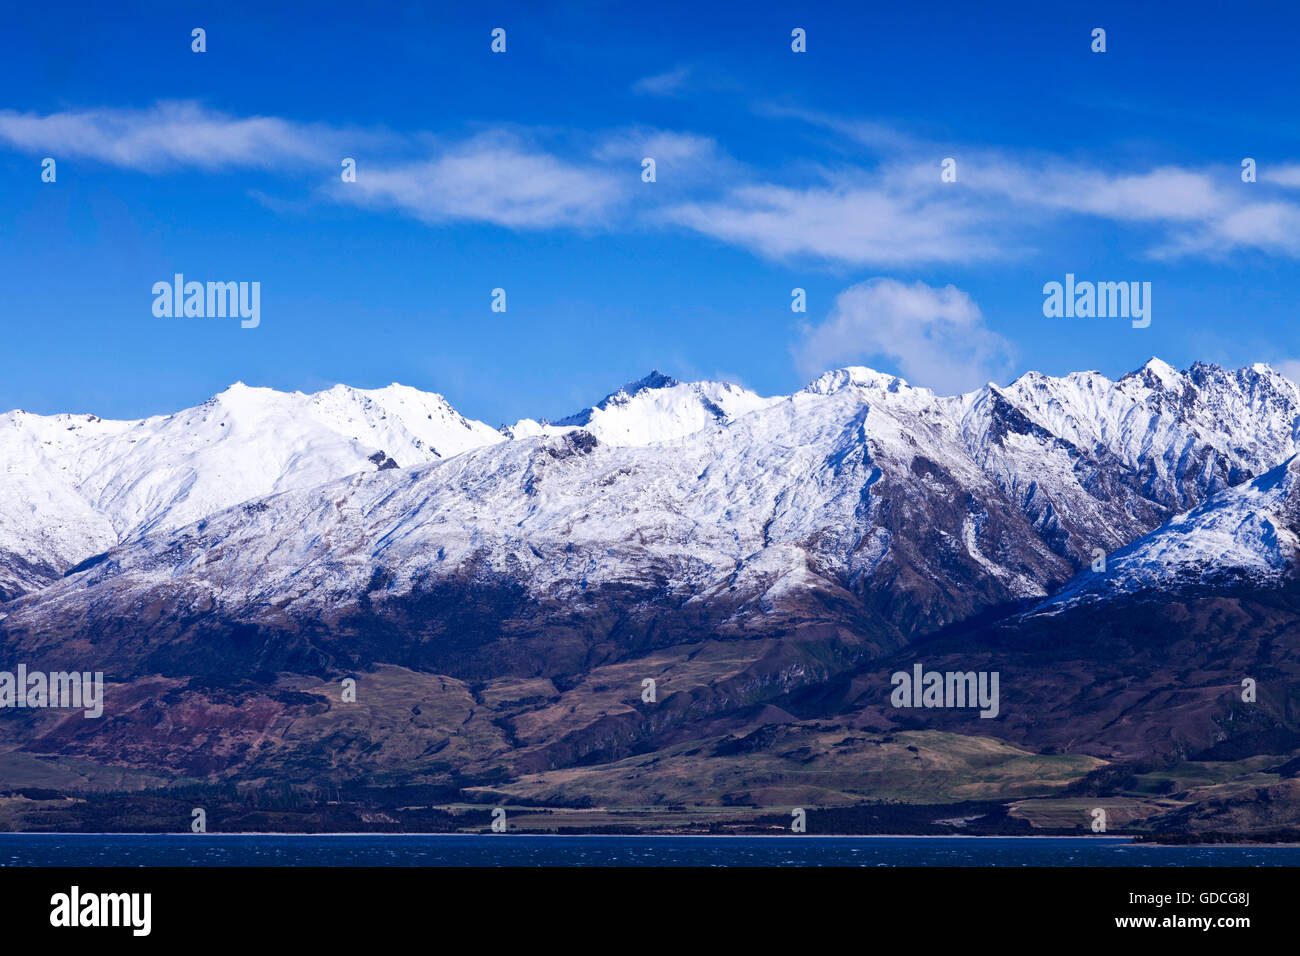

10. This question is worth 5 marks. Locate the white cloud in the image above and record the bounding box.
[5,102,1299,263]
[742,109,1300,264]
[664,179,1002,266]
[0,101,343,170]
[1151,201,1300,258]
[632,67,691,97]
[662,147,1300,265]
[992,164,1228,221]
[793,278,1015,394]
[335,132,625,229]
[973,158,1300,257]
[1275,359,1300,384]
[0,103,624,230]
[1264,164,1300,189]
[594,129,718,166]
[592,128,735,192]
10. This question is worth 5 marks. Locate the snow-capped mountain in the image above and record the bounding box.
[964,359,1299,511]
[1040,453,1300,609]
[501,371,780,446]
[7,357,1300,811]
[4,358,1299,669]
[0,382,502,599]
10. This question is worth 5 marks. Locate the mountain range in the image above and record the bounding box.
[3,359,1300,835]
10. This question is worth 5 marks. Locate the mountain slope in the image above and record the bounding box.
[5,359,1300,827]
[6,359,1299,670]
[0,382,502,596]
[1040,454,1300,609]
[502,370,780,446]
[0,373,1075,663]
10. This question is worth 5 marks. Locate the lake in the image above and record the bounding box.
[3,833,1299,866]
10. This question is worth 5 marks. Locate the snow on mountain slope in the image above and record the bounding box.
[975,359,1300,509]
[502,371,780,446]
[1038,454,1300,610]
[55,382,505,540]
[0,376,1073,643]
[0,439,118,601]
[801,367,913,396]
[945,358,1300,563]
[0,382,502,595]
[4,359,1300,639]
[307,382,505,463]
[10,360,1218,639]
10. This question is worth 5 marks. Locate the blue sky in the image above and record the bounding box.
[2,0,1299,426]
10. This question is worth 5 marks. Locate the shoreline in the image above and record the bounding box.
[4,832,1299,846]
[2,832,1128,842]
[0,832,1238,843]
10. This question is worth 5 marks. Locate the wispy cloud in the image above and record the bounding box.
[0,101,347,170]
[1263,164,1300,189]
[664,177,1002,266]
[4,101,1299,263]
[793,278,1015,394]
[665,144,1300,266]
[594,128,718,165]
[0,102,628,230]
[592,128,735,189]
[1276,359,1300,384]
[632,66,691,97]
[690,107,1300,265]
[332,132,625,229]
[972,158,1297,258]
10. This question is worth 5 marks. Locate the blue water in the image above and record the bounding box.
[2,834,1298,866]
